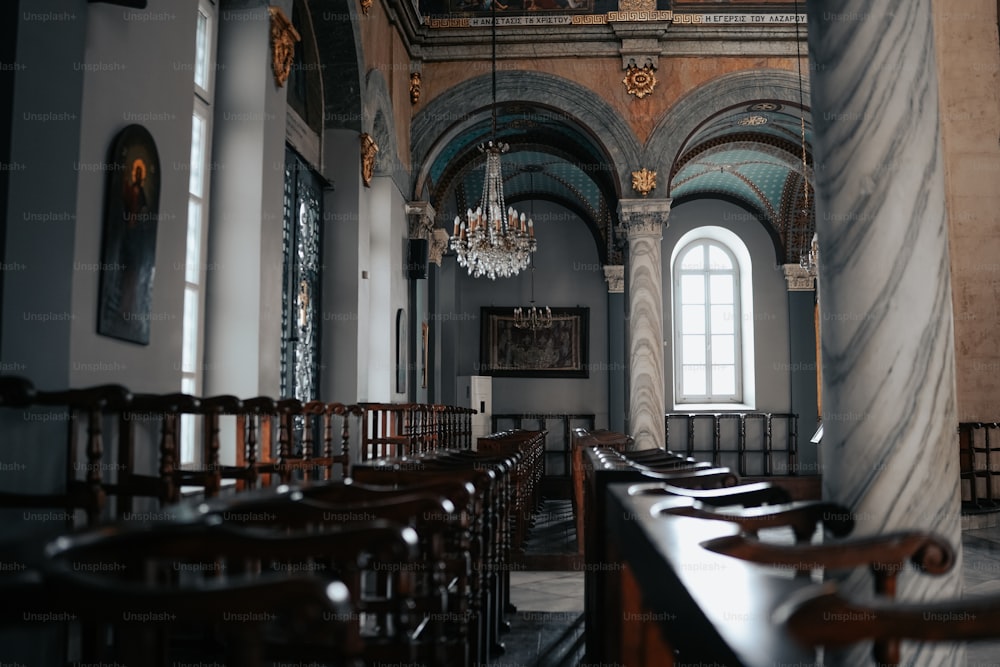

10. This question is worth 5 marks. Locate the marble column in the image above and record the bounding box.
[806,2,962,666]
[604,265,626,433]
[619,199,670,450]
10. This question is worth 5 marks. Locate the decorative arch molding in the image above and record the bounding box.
[670,193,785,266]
[363,68,407,193]
[410,71,641,204]
[644,69,812,180]
[307,0,364,132]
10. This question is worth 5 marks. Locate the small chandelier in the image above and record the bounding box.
[514,254,551,330]
[448,0,536,280]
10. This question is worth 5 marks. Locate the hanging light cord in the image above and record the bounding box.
[491,0,497,140]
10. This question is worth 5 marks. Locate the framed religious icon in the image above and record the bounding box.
[480,306,589,378]
[96,124,161,345]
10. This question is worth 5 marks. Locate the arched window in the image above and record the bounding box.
[672,230,753,405]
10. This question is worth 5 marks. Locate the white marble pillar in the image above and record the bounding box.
[619,199,670,450]
[806,2,963,665]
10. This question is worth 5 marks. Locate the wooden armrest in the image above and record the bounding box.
[628,480,793,507]
[776,583,1000,663]
[241,396,277,414]
[36,384,132,410]
[276,398,303,414]
[199,394,242,413]
[655,498,855,541]
[629,458,711,471]
[702,530,954,584]
[0,376,36,406]
[129,392,200,413]
[639,466,739,488]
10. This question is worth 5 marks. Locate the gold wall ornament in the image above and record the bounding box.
[631,168,657,196]
[360,133,379,187]
[360,0,373,15]
[409,72,421,105]
[268,6,300,88]
[623,63,657,99]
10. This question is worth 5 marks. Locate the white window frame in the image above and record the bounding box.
[180,0,218,464]
[670,226,756,410]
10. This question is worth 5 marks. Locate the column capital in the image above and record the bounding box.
[782,264,816,291]
[405,201,437,240]
[603,265,624,293]
[617,197,672,237]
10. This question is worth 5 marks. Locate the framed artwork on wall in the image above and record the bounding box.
[480,306,589,378]
[96,124,161,345]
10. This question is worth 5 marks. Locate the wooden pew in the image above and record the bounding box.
[200,486,462,665]
[0,380,132,527]
[353,448,523,667]
[13,517,419,666]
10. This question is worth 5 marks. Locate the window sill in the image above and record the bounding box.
[670,404,756,412]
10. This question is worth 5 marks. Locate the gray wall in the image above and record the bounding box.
[440,200,610,427]
[662,199,792,414]
[70,0,197,393]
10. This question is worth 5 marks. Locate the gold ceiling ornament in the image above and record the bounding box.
[360,0,373,15]
[623,63,657,99]
[268,6,300,88]
[737,114,768,127]
[631,168,657,196]
[360,133,379,187]
[409,72,421,105]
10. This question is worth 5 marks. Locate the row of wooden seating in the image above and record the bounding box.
[575,428,1000,666]
[0,376,476,528]
[359,401,476,460]
[352,429,547,666]
[2,474,498,666]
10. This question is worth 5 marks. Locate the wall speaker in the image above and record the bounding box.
[407,238,428,280]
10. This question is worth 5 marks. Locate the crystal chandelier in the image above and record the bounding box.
[448,0,536,280]
[514,249,551,330]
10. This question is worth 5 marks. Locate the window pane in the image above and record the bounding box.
[680,275,705,304]
[708,244,732,270]
[680,245,704,270]
[681,305,705,334]
[683,365,707,396]
[711,305,735,334]
[712,365,737,396]
[180,414,195,464]
[189,113,205,197]
[682,335,706,364]
[194,10,209,90]
[186,200,201,283]
[711,335,735,364]
[182,286,199,373]
[710,274,734,304]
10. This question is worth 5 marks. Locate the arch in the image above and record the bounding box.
[644,69,812,180]
[308,0,364,132]
[411,70,641,203]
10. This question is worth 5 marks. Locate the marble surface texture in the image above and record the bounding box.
[807,0,964,665]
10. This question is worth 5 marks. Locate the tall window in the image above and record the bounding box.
[180,0,217,463]
[673,238,742,403]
